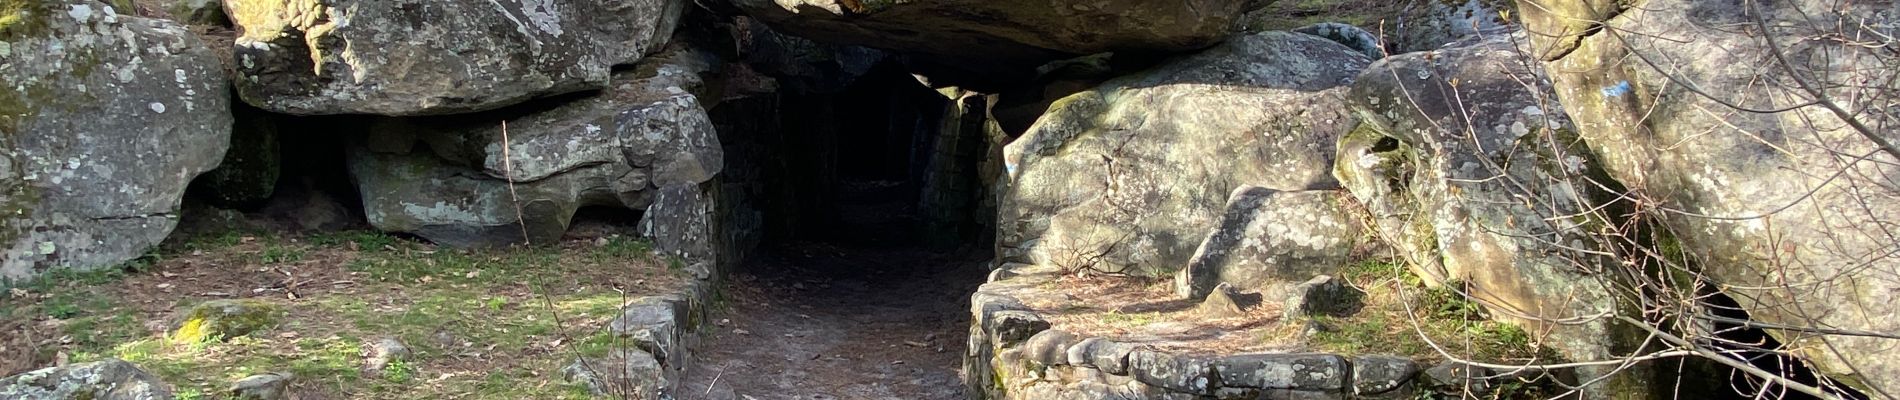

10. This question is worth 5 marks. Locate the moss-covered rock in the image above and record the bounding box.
[173,299,284,344]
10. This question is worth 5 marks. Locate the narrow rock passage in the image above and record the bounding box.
[681,242,985,400]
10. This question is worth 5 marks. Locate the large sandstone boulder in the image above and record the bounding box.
[1175,187,1363,300]
[0,359,174,400]
[227,0,684,116]
[999,31,1370,275]
[1336,33,1644,398]
[0,0,232,281]
[349,47,722,247]
[1515,0,1900,391]
[723,0,1256,88]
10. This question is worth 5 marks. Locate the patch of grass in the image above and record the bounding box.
[381,359,415,383]
[12,229,684,399]
[307,230,400,252]
[260,243,307,264]
[1293,258,1548,364]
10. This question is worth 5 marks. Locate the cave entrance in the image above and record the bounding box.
[685,59,994,399]
[751,60,997,252]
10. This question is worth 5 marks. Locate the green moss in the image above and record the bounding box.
[172,299,285,344]
[0,0,48,40]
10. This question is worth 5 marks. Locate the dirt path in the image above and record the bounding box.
[680,242,984,400]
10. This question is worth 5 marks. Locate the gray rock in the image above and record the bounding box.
[1021,329,1080,368]
[1293,22,1383,59]
[1211,354,1348,390]
[0,0,232,282]
[1519,0,1900,390]
[1000,32,1371,275]
[609,296,686,365]
[725,0,1254,87]
[228,372,291,400]
[1352,355,1419,396]
[1066,337,1140,375]
[1389,0,1511,52]
[987,310,1049,348]
[640,183,720,264]
[362,337,410,373]
[1176,188,1363,299]
[1197,282,1262,319]
[0,358,174,400]
[1127,350,1215,395]
[563,350,666,398]
[228,0,684,115]
[1279,275,1362,319]
[349,48,721,247]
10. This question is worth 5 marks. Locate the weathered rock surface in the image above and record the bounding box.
[731,17,885,94]
[0,359,174,400]
[362,337,411,373]
[1000,31,1370,275]
[173,299,284,343]
[1336,33,1641,397]
[723,0,1256,87]
[1516,0,1900,390]
[349,47,722,247]
[227,0,684,115]
[1390,0,1510,52]
[967,264,1425,399]
[0,0,232,281]
[563,350,666,398]
[228,372,291,400]
[1176,187,1362,299]
[1293,23,1383,59]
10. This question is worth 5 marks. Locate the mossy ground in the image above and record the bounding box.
[2,228,685,399]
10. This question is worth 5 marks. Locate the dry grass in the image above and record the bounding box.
[2,228,687,399]
[1018,274,1292,355]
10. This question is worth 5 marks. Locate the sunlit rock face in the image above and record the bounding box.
[1517,0,1900,391]
[998,31,1371,276]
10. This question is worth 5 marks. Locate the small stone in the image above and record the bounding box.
[1353,355,1420,396]
[362,337,411,373]
[229,372,293,400]
[1197,282,1261,318]
[172,299,283,344]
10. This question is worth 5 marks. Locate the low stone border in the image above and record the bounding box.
[562,259,724,399]
[964,264,1424,400]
